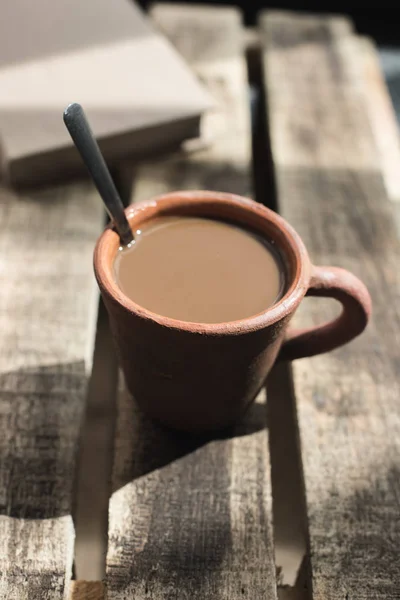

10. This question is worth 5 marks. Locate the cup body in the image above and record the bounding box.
[94,191,312,431]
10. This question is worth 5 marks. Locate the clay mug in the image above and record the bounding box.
[94,191,371,431]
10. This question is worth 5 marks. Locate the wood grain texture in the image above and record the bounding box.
[261,11,400,599]
[119,3,252,200]
[106,5,277,600]
[0,182,103,598]
[69,581,105,600]
[360,37,400,202]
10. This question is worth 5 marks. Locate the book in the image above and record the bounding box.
[0,0,211,186]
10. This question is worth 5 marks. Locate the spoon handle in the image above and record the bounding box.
[63,103,133,246]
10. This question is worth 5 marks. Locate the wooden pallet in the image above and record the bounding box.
[1,5,400,599]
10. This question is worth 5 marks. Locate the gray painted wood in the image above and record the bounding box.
[106,5,277,599]
[0,182,103,598]
[261,11,400,599]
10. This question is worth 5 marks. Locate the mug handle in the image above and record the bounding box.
[278,265,372,361]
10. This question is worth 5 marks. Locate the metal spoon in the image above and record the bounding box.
[63,102,134,246]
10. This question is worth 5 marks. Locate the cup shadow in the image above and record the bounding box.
[107,376,271,597]
[111,379,268,492]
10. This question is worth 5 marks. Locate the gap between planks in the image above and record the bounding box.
[245,25,309,593]
[73,300,118,581]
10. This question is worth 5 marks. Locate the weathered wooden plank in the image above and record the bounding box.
[0,182,103,598]
[261,11,400,599]
[360,37,400,202]
[69,581,105,600]
[106,5,277,600]
[261,12,379,172]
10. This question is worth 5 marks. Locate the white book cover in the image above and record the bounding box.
[0,0,211,185]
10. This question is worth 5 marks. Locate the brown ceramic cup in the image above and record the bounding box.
[94,191,371,431]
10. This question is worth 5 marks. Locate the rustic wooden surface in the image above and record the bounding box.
[1,6,397,597]
[261,11,400,599]
[360,36,400,203]
[0,182,103,598]
[69,580,105,600]
[106,5,277,600]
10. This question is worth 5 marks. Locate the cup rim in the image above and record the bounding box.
[94,191,311,335]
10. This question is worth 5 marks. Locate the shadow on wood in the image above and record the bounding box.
[108,381,274,599]
[112,382,268,492]
[0,361,88,520]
